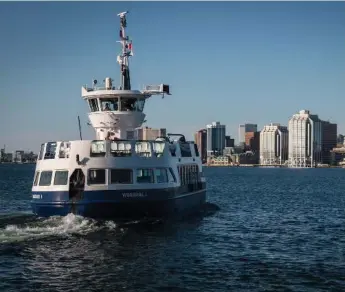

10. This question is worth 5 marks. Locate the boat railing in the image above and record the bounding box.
[37,139,199,161]
[84,85,118,92]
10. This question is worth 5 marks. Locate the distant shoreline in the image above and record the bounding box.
[0,162,36,165]
[204,164,343,169]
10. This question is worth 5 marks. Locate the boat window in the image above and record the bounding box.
[168,168,176,183]
[110,141,131,157]
[54,170,69,185]
[89,98,99,112]
[90,141,106,157]
[120,97,136,111]
[33,171,40,186]
[38,144,45,160]
[88,169,106,185]
[193,143,200,157]
[135,142,151,157]
[135,98,145,112]
[180,142,192,157]
[39,171,53,186]
[154,168,168,183]
[136,169,154,183]
[101,98,118,111]
[110,169,133,184]
[59,142,71,158]
[44,142,57,159]
[153,142,165,157]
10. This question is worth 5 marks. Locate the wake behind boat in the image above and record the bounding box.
[30,11,207,219]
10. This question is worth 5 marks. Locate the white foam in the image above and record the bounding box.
[0,213,116,243]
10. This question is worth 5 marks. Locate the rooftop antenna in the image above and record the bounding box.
[77,116,83,140]
[116,11,132,90]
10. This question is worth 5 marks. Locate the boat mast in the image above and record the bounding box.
[117,11,132,90]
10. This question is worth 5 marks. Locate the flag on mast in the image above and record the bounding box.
[128,42,133,56]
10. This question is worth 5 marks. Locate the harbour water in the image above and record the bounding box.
[1,164,345,291]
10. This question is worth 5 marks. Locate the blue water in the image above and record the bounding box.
[1,164,345,291]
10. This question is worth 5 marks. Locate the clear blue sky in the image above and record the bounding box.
[1,1,345,152]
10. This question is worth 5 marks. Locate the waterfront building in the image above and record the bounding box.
[225,135,234,147]
[136,127,166,141]
[245,131,260,152]
[206,122,226,156]
[321,121,337,165]
[194,129,207,163]
[238,123,257,144]
[288,110,322,167]
[259,123,288,165]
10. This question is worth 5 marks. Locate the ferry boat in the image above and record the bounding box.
[31,11,207,219]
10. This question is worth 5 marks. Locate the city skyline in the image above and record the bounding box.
[1,2,345,152]
[195,108,343,167]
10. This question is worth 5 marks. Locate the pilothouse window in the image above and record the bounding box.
[120,98,136,111]
[101,98,118,111]
[119,97,145,112]
[89,99,99,112]
[135,98,145,112]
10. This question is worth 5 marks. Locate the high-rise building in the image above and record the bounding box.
[225,135,235,147]
[194,129,207,163]
[14,150,25,163]
[260,123,288,165]
[238,124,257,144]
[206,121,226,156]
[136,127,167,140]
[245,131,260,152]
[321,121,337,164]
[288,110,322,167]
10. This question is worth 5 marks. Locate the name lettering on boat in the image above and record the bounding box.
[122,192,147,198]
[32,194,42,199]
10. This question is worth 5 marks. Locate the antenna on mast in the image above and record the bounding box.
[117,11,132,90]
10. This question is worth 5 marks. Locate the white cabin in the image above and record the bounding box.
[33,138,204,192]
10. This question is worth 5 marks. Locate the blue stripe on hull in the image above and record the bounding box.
[31,187,207,219]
